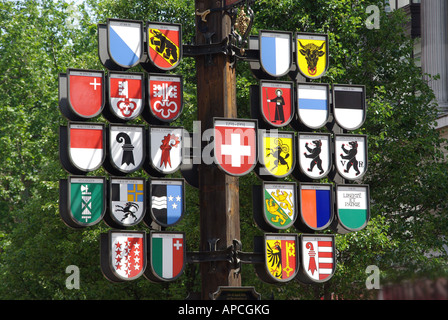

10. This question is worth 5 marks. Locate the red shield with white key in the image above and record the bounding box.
[108,72,144,120]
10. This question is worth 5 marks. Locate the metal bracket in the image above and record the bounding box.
[186,238,234,273]
[231,239,263,276]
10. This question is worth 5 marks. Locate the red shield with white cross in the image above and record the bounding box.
[213,118,257,176]
[68,69,104,118]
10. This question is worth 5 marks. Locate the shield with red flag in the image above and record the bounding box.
[67,69,104,119]
[213,118,257,177]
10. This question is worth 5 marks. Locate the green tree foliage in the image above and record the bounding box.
[0,0,447,300]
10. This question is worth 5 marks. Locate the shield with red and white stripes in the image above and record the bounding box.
[300,235,335,283]
[146,232,185,282]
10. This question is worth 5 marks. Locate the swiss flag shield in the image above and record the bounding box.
[68,69,104,118]
[213,118,257,176]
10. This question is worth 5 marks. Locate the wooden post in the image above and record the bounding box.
[194,0,241,300]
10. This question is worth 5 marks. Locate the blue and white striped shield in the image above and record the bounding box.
[107,19,143,69]
[259,30,292,78]
[297,83,330,129]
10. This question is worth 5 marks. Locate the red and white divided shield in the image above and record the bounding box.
[213,118,257,176]
[108,72,144,120]
[299,234,335,284]
[65,123,105,173]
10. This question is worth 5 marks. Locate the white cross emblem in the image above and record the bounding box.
[173,240,182,251]
[89,78,101,90]
[220,133,251,167]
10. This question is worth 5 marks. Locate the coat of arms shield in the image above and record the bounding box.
[259,30,292,78]
[107,18,144,69]
[145,231,186,282]
[255,233,299,284]
[332,85,366,131]
[298,234,336,284]
[145,22,182,71]
[259,130,295,179]
[146,126,183,176]
[334,134,368,180]
[60,122,105,174]
[146,74,183,122]
[260,80,293,127]
[105,72,144,121]
[107,178,146,228]
[296,83,330,129]
[59,69,105,120]
[297,132,331,180]
[295,183,333,232]
[100,230,146,282]
[105,124,145,175]
[262,182,297,230]
[296,32,329,80]
[146,179,185,228]
[213,118,257,177]
[59,176,106,228]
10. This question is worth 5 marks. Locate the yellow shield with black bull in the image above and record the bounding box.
[261,131,295,178]
[296,32,328,80]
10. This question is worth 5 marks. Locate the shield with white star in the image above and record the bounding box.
[147,179,185,227]
[100,230,146,282]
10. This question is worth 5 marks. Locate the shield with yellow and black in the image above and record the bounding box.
[144,22,182,72]
[296,32,329,80]
[254,233,299,284]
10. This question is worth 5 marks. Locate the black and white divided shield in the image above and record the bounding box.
[105,124,145,175]
[297,133,331,180]
[332,85,366,131]
[147,126,183,176]
[335,134,368,180]
[107,177,146,228]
